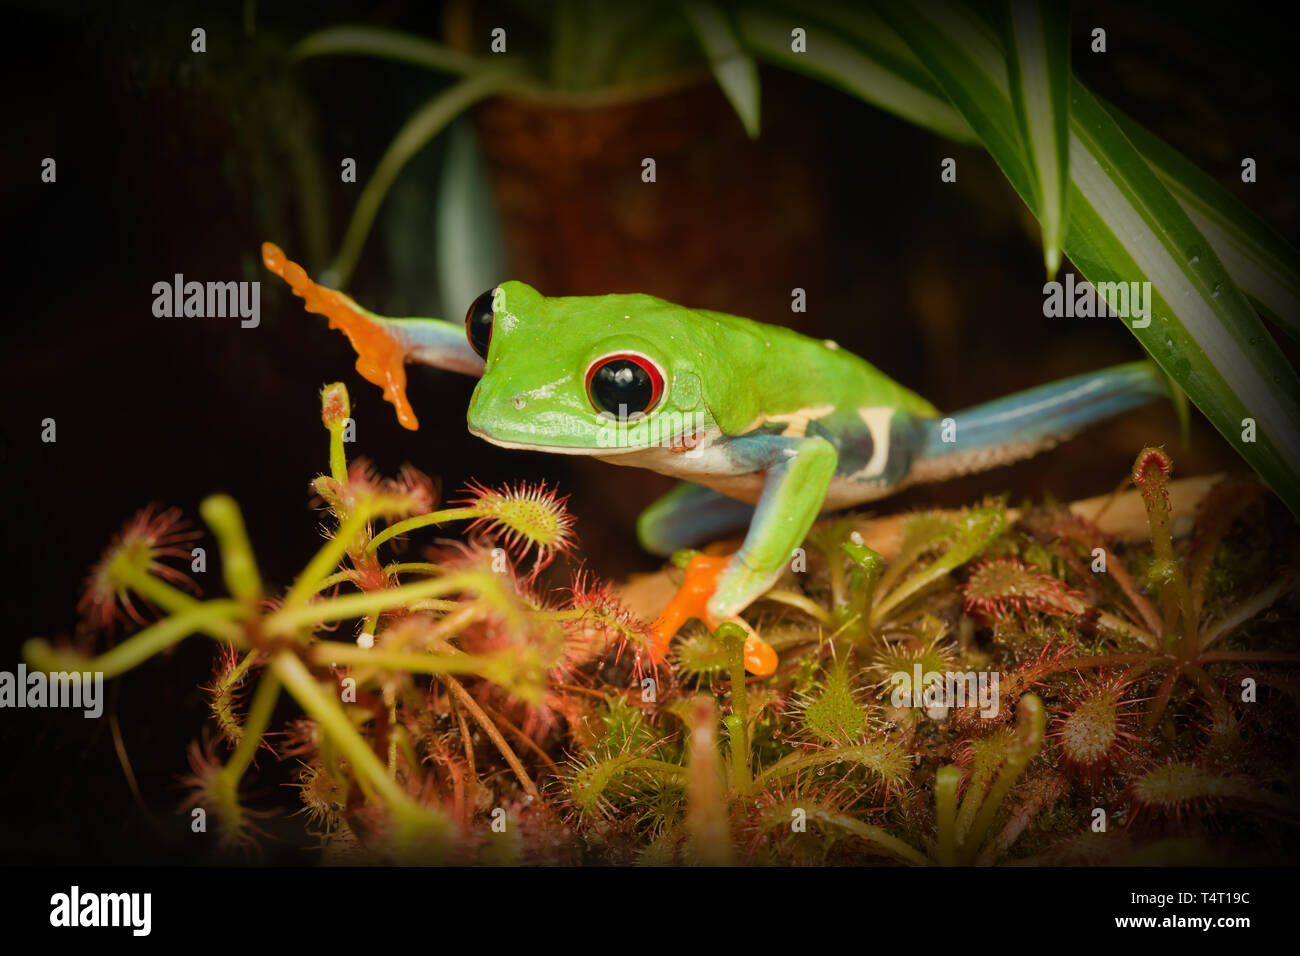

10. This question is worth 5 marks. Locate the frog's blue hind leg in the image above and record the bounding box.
[908,360,1169,484]
[637,482,756,556]
[389,317,485,377]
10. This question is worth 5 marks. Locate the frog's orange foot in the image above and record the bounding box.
[649,553,778,677]
[261,242,419,430]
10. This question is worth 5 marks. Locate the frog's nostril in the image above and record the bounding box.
[511,396,527,410]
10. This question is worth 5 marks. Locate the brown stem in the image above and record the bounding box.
[1103,552,1165,638]
[451,695,478,816]
[1198,650,1300,664]
[438,674,541,804]
[553,682,613,700]
[1197,572,1298,653]
[479,700,562,776]
[1182,662,1233,726]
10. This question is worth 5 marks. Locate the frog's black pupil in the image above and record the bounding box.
[465,289,495,359]
[590,359,653,414]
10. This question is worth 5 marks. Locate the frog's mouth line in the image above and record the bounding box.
[467,426,644,456]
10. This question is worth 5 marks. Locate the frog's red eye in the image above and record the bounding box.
[585,353,664,416]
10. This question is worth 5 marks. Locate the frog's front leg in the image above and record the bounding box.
[650,433,838,676]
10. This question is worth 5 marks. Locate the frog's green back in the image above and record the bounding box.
[690,307,941,430]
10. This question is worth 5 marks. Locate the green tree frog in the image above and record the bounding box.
[263,243,1167,677]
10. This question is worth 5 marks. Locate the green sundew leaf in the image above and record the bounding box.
[1003,0,1071,276]
[1129,762,1300,819]
[762,736,913,790]
[872,507,1006,623]
[734,6,976,143]
[1106,103,1300,341]
[567,751,644,818]
[869,640,954,690]
[597,697,662,755]
[673,628,729,677]
[900,510,960,554]
[292,25,484,75]
[434,119,507,320]
[756,799,929,865]
[1063,82,1300,516]
[683,2,761,137]
[876,510,959,597]
[873,0,1033,202]
[801,658,867,743]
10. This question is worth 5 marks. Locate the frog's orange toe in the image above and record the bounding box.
[743,634,778,677]
[648,553,732,664]
[261,241,419,430]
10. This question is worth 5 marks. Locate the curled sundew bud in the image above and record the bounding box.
[1130,446,1194,644]
[321,381,351,429]
[458,480,577,577]
[1131,446,1174,513]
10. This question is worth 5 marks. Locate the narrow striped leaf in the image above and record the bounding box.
[874,1,1034,201]
[810,2,1300,512]
[1107,104,1300,340]
[734,6,977,143]
[1004,0,1071,276]
[328,72,518,288]
[1064,82,1300,511]
[683,3,762,137]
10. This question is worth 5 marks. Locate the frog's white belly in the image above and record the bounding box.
[597,441,899,511]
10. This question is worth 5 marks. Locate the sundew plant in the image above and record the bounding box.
[23,383,1300,863]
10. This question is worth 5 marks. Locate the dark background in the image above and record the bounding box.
[1,0,1296,863]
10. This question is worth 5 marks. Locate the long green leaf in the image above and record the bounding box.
[734,6,976,143]
[327,72,518,288]
[874,1,1031,199]
[1003,0,1071,276]
[1107,104,1300,340]
[683,2,762,137]
[292,25,484,75]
